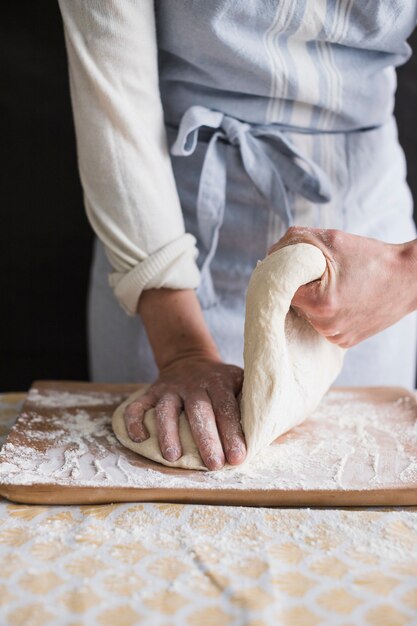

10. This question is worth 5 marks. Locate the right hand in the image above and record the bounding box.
[268,227,417,348]
[123,356,246,470]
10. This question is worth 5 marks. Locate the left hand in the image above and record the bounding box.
[123,356,246,470]
[268,227,417,348]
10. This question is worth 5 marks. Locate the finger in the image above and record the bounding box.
[292,303,343,344]
[291,281,322,310]
[123,393,156,443]
[309,316,340,334]
[227,365,244,394]
[338,336,357,349]
[325,334,343,345]
[208,388,246,466]
[155,393,183,462]
[268,226,320,255]
[322,331,342,345]
[269,228,339,287]
[291,304,312,325]
[323,331,355,348]
[184,390,225,470]
[322,329,341,339]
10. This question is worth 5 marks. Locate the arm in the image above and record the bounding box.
[59,1,246,469]
[131,288,246,468]
[58,0,200,314]
[269,227,417,348]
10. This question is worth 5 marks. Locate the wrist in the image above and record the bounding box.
[137,288,220,370]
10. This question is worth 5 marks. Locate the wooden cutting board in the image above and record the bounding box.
[0,381,416,506]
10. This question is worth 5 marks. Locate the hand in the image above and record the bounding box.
[268,227,417,348]
[123,356,246,470]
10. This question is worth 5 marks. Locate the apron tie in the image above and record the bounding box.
[171,105,333,305]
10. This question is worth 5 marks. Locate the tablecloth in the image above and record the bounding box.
[0,393,416,626]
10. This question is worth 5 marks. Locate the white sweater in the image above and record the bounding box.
[58,0,200,315]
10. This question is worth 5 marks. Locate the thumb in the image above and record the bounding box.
[291,279,323,312]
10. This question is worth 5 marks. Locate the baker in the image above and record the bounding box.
[59,1,417,470]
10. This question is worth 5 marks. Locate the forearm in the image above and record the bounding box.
[138,289,220,370]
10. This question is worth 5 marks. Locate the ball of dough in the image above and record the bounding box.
[112,389,207,470]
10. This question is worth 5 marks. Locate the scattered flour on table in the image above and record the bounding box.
[27,388,125,408]
[0,390,417,492]
[3,501,417,572]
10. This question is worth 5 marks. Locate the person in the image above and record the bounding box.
[58,1,417,470]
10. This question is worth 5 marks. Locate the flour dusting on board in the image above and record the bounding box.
[0,387,417,492]
[27,388,125,408]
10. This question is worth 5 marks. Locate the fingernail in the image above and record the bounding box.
[206,454,225,471]
[164,447,181,462]
[127,428,148,443]
[227,446,246,465]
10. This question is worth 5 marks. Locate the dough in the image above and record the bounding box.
[240,243,345,463]
[112,391,207,470]
[112,243,345,470]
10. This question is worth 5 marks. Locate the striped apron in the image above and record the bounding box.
[89,1,417,387]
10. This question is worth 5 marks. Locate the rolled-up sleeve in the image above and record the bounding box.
[58,0,200,315]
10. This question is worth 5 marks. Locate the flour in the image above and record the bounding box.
[20,502,417,569]
[27,388,125,408]
[1,388,416,494]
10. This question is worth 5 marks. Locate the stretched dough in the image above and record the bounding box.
[240,243,345,463]
[112,243,345,470]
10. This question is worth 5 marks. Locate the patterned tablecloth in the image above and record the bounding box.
[0,394,416,626]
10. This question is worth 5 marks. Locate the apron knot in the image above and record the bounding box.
[171,105,333,306]
[221,115,250,146]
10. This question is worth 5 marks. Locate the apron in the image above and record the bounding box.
[88,1,417,387]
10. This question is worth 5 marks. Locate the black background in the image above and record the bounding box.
[1,3,416,392]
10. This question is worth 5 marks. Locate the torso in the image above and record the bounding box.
[156,0,416,131]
